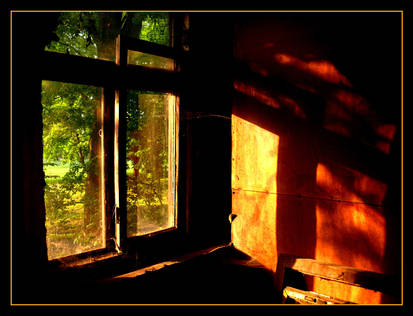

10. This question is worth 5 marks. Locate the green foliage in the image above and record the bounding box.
[42,79,101,259]
[139,13,170,46]
[126,91,170,236]
[45,12,99,58]
[45,12,170,61]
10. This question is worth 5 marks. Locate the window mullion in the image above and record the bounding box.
[115,35,128,252]
[101,88,117,252]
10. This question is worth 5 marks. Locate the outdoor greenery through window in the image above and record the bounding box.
[42,81,105,260]
[42,12,177,260]
[128,51,175,71]
[45,12,171,61]
[126,91,177,236]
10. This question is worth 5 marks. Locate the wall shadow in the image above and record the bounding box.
[231,12,401,303]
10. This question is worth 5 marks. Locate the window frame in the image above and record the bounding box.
[40,26,185,264]
[115,34,181,250]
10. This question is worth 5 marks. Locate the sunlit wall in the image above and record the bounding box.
[231,12,401,304]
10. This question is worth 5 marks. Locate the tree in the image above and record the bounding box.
[126,91,170,235]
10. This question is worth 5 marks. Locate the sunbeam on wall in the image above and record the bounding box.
[231,113,279,272]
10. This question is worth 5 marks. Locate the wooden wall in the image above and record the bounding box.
[230,12,401,303]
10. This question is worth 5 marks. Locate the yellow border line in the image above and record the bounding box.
[10,9,404,307]
[10,303,404,307]
[400,10,404,306]
[10,10,13,307]
[10,10,404,13]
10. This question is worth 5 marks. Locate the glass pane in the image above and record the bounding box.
[127,50,175,71]
[42,81,105,260]
[45,12,171,61]
[126,91,177,236]
[138,13,171,46]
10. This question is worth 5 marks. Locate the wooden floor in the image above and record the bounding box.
[95,246,279,304]
[40,245,281,305]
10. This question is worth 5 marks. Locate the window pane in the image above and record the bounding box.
[126,91,177,236]
[138,13,170,46]
[45,12,171,61]
[127,50,175,71]
[42,81,105,260]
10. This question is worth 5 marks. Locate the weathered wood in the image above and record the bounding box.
[101,244,229,282]
[39,50,182,93]
[291,258,395,293]
[283,286,354,304]
[102,89,116,250]
[231,113,279,272]
[276,254,400,300]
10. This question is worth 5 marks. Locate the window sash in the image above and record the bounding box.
[41,35,181,261]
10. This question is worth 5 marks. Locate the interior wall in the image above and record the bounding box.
[231,12,401,303]
[181,13,233,248]
[12,13,61,302]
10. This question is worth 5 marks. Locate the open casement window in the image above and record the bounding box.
[42,81,107,260]
[124,90,178,237]
[115,35,179,246]
[41,12,183,263]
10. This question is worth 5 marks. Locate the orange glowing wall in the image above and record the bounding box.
[231,13,401,303]
[231,113,279,272]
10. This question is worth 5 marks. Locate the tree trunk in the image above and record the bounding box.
[83,105,101,237]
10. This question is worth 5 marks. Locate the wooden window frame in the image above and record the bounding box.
[115,34,181,251]
[40,31,185,265]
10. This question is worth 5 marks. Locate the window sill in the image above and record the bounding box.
[47,243,232,284]
[48,249,127,272]
[99,243,230,283]
[62,251,124,268]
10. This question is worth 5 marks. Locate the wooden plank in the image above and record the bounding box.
[101,244,229,282]
[311,276,395,304]
[291,258,382,286]
[232,113,279,193]
[283,286,354,304]
[231,113,279,272]
[279,255,399,297]
[231,190,277,272]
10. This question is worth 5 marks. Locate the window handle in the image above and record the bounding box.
[115,206,121,224]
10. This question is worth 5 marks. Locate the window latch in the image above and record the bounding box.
[112,205,121,224]
[115,206,121,224]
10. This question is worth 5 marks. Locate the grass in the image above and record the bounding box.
[43,162,101,259]
[44,163,70,179]
[44,162,171,258]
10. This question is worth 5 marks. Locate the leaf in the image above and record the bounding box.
[121,12,128,30]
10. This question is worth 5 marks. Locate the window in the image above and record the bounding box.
[126,90,178,237]
[45,12,171,61]
[41,12,181,261]
[127,51,175,71]
[42,81,105,260]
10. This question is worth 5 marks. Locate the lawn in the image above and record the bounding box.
[44,163,70,179]
[44,162,104,259]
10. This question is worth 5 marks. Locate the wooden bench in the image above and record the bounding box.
[274,254,400,304]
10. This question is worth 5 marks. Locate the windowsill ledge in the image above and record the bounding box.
[47,250,127,273]
[99,243,230,284]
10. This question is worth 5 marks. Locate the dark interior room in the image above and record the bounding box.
[11,11,402,305]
